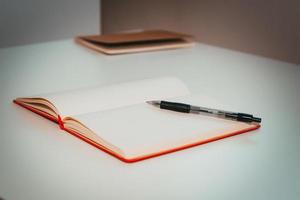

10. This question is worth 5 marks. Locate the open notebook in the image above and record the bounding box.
[14,77,260,163]
[75,30,194,55]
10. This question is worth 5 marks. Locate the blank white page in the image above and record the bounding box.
[42,77,190,116]
[74,95,255,158]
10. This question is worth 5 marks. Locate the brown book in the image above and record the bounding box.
[75,30,194,55]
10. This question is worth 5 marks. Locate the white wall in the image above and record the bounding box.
[0,0,100,47]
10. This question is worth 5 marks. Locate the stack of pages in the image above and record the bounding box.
[75,30,194,55]
[14,77,260,163]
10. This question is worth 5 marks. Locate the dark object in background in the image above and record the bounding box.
[102,0,300,64]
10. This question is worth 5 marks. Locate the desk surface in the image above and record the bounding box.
[0,40,299,200]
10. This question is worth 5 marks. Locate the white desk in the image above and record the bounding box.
[0,40,299,200]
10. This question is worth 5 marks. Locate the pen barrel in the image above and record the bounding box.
[160,101,191,113]
[156,101,261,123]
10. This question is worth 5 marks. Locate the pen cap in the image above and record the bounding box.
[252,116,262,123]
[226,113,261,123]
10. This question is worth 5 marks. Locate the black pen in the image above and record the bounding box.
[147,100,261,123]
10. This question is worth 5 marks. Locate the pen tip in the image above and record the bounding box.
[146,100,160,106]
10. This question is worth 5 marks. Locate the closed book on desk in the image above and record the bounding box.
[14,77,260,163]
[75,30,194,55]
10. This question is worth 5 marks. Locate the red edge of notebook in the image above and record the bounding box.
[13,100,261,163]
